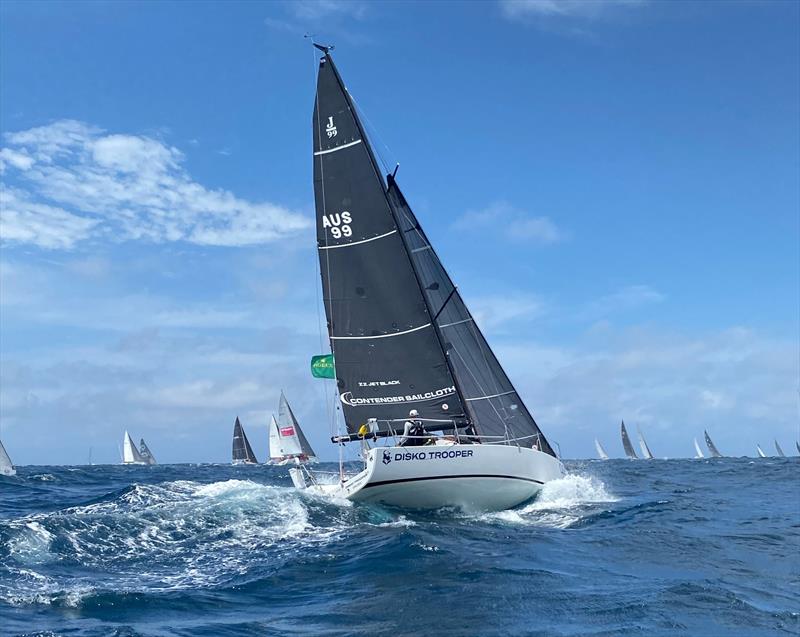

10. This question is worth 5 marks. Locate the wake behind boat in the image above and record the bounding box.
[290,46,564,511]
[0,439,15,476]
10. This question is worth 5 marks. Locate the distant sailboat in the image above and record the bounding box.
[756,444,767,458]
[637,427,654,459]
[704,430,723,458]
[122,431,148,465]
[693,438,704,459]
[796,441,800,455]
[774,440,786,458]
[270,392,316,465]
[594,439,609,460]
[0,439,16,476]
[232,416,258,465]
[621,420,638,459]
[139,438,157,465]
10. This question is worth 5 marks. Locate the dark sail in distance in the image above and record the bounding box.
[621,420,638,459]
[312,50,554,455]
[704,430,723,458]
[232,417,258,464]
[774,440,786,458]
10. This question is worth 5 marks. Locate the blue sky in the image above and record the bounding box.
[1,0,798,464]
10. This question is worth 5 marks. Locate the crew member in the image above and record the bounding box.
[399,409,426,447]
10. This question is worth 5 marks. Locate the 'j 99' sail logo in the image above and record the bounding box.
[323,211,352,239]
[326,116,337,138]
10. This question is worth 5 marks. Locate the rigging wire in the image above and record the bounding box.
[309,39,346,482]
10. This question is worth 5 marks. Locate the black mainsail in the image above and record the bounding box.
[704,430,723,458]
[774,440,786,458]
[232,417,258,464]
[312,48,554,455]
[621,420,638,459]
[139,438,157,465]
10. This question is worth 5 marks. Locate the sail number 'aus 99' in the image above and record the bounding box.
[323,212,352,239]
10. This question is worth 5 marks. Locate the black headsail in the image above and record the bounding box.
[313,50,554,456]
[388,178,554,455]
[232,417,258,464]
[620,420,638,459]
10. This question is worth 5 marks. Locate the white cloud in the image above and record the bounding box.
[500,0,646,21]
[287,0,367,21]
[471,294,546,330]
[1,120,310,250]
[582,284,665,319]
[454,201,565,244]
[0,187,99,250]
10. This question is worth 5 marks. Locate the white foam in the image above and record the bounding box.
[477,473,617,528]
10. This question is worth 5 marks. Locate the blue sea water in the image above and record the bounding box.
[0,459,797,637]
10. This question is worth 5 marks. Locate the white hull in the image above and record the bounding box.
[295,443,564,512]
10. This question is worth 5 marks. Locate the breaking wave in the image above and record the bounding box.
[0,477,395,607]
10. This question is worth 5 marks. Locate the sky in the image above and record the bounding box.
[0,0,798,464]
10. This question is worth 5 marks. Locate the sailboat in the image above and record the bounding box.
[637,426,654,459]
[232,416,259,464]
[693,438,704,459]
[0,439,16,476]
[121,430,148,465]
[290,45,564,511]
[594,439,609,460]
[269,393,317,465]
[796,441,800,455]
[621,421,638,459]
[139,438,157,465]
[774,440,786,458]
[704,430,723,458]
[756,444,767,458]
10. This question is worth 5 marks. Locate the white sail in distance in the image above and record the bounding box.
[0,439,15,476]
[756,444,767,458]
[122,431,147,464]
[637,427,654,460]
[595,439,609,460]
[693,438,704,459]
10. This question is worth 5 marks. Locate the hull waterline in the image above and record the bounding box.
[295,443,564,512]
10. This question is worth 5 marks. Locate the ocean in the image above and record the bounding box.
[0,459,797,637]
